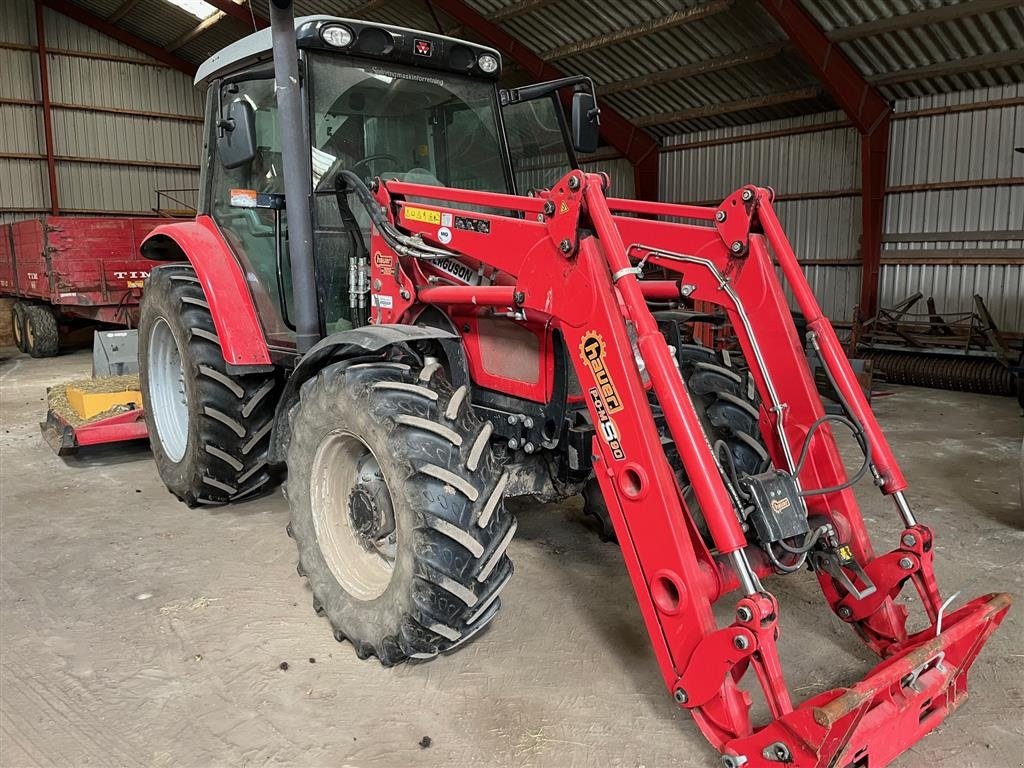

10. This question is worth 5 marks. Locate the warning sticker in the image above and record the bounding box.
[404,206,441,225]
[230,188,257,208]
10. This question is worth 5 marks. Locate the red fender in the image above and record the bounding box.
[141,215,272,366]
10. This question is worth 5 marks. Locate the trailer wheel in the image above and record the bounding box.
[139,265,281,507]
[23,304,59,358]
[11,302,27,353]
[583,344,769,544]
[285,359,515,665]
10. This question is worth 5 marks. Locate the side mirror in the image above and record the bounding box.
[217,98,257,170]
[571,91,600,154]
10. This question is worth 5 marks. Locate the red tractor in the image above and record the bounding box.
[137,4,1009,766]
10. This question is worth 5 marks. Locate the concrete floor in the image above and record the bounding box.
[1,348,1021,768]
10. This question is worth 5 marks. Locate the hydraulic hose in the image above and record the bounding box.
[337,171,453,261]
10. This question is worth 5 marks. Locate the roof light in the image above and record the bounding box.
[162,0,218,21]
[321,24,354,48]
[478,54,498,74]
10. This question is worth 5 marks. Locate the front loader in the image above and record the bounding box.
[137,3,1010,766]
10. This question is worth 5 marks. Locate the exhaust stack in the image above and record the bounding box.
[268,0,320,353]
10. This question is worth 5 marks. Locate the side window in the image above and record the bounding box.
[503,95,574,192]
[211,77,294,347]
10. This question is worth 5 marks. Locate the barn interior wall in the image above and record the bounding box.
[0,0,202,222]
[661,84,1023,332]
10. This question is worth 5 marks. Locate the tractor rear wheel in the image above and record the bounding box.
[11,302,27,352]
[285,359,515,665]
[23,304,59,358]
[583,344,769,543]
[139,265,281,507]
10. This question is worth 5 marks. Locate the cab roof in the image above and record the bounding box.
[195,15,503,87]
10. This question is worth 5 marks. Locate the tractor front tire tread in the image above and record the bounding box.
[582,344,769,543]
[286,360,515,667]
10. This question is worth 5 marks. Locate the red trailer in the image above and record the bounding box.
[1,215,166,356]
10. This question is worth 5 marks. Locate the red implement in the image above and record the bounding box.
[41,406,148,455]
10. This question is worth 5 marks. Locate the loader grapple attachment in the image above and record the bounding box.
[362,170,1009,767]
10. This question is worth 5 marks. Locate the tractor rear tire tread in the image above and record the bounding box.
[23,304,59,358]
[285,359,514,667]
[140,265,281,508]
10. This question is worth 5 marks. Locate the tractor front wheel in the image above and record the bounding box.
[285,359,515,665]
[139,265,281,506]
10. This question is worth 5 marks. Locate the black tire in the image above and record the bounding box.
[11,302,27,353]
[23,304,59,358]
[139,265,281,507]
[285,358,515,666]
[583,343,769,544]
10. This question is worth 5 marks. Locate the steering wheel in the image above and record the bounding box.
[351,154,402,179]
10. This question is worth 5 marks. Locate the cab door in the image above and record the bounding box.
[208,74,296,348]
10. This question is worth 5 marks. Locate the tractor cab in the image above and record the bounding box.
[194,16,598,348]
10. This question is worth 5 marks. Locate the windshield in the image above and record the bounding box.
[309,54,510,194]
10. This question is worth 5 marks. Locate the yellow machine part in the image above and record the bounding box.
[63,383,142,420]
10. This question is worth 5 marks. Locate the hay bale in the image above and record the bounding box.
[48,374,141,426]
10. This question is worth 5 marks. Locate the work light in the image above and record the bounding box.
[321,24,354,48]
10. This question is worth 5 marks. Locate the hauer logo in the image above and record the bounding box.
[589,388,625,461]
[373,251,395,276]
[579,331,623,413]
[414,39,432,56]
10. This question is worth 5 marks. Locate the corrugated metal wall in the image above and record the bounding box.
[661,85,1023,331]
[512,153,635,199]
[882,85,1023,332]
[0,0,202,222]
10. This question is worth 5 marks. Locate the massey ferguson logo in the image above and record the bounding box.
[433,257,477,285]
[579,331,623,413]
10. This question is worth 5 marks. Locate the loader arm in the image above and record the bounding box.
[366,170,1010,767]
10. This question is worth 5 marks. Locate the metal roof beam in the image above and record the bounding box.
[347,0,392,17]
[633,87,821,127]
[166,9,226,51]
[107,0,142,23]
[41,0,197,75]
[445,0,559,35]
[759,0,890,134]
[830,0,1023,42]
[600,42,790,96]
[426,0,662,200]
[869,49,1024,86]
[493,0,559,22]
[758,0,892,319]
[202,0,267,30]
[543,0,733,61]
